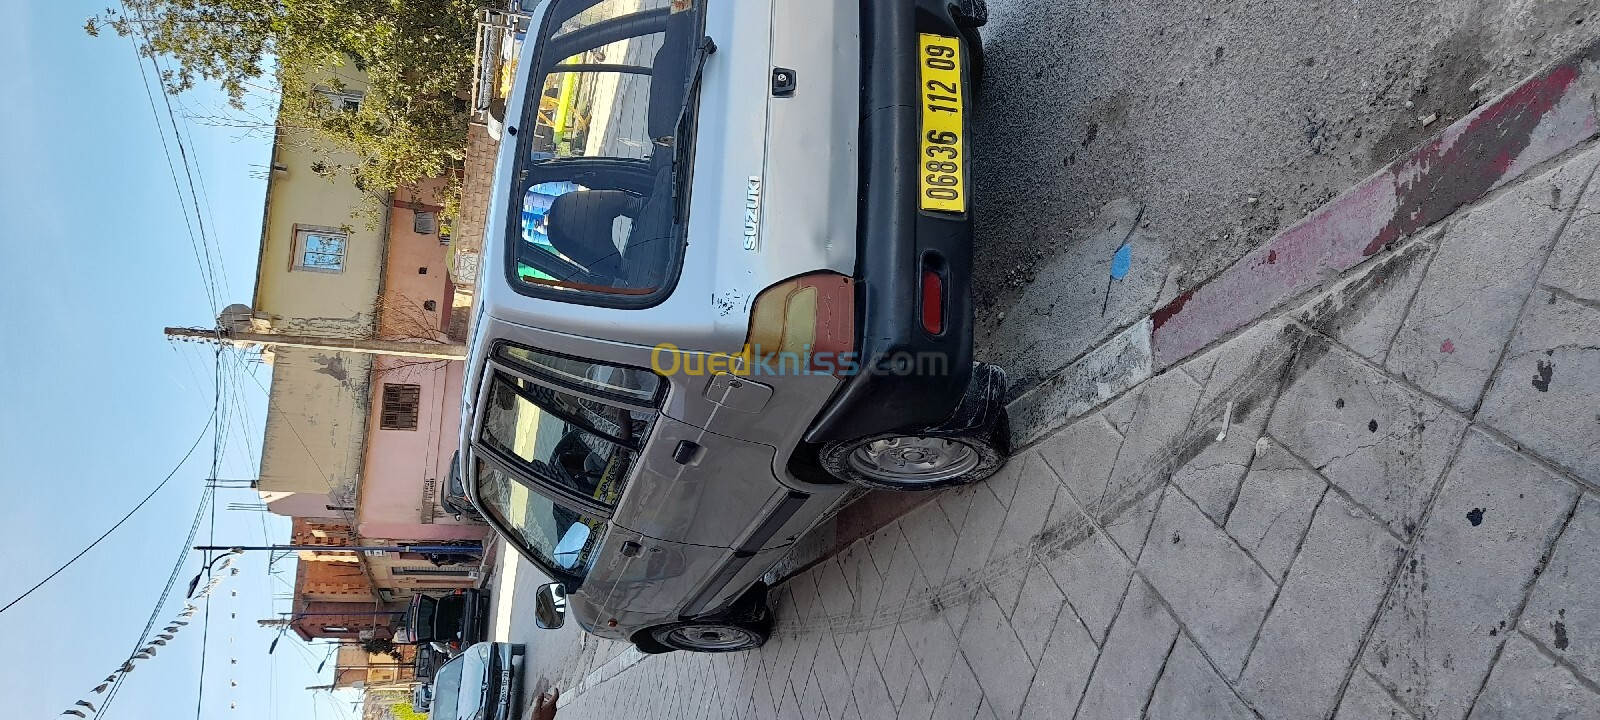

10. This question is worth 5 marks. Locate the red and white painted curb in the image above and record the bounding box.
[1012,38,1600,447]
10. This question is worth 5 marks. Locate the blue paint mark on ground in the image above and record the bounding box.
[1111,244,1133,280]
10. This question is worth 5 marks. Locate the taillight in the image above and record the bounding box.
[921,268,945,335]
[745,273,855,376]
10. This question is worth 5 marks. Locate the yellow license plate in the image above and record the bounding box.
[918,33,966,213]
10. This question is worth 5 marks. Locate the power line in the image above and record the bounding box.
[0,411,216,616]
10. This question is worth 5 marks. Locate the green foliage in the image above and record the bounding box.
[392,703,430,720]
[88,0,481,212]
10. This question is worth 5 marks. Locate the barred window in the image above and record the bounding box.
[380,384,422,430]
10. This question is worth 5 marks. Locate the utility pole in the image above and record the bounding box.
[165,326,467,360]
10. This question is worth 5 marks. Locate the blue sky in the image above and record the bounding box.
[0,3,359,719]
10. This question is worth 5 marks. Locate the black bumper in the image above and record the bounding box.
[804,0,979,444]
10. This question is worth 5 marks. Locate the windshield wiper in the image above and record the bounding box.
[669,36,716,220]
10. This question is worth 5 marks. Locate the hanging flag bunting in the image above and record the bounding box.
[60,555,238,719]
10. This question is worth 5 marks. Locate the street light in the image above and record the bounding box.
[186,548,244,598]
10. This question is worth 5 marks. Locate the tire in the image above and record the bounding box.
[818,409,1010,491]
[648,621,769,653]
[954,0,988,27]
[632,632,676,655]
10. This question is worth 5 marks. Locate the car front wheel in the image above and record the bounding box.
[649,622,768,653]
[819,410,1009,491]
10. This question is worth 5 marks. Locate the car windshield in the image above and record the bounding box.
[505,0,703,305]
[472,458,607,582]
[480,372,639,504]
[408,596,438,641]
[432,656,464,720]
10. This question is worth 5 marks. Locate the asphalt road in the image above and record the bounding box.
[971,0,1600,395]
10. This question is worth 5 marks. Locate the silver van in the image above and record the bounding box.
[462,0,1000,653]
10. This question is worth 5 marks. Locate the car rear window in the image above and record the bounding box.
[505,0,703,307]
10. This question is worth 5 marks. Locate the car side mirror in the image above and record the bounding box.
[534,583,568,630]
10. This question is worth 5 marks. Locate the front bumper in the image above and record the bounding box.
[804,0,980,443]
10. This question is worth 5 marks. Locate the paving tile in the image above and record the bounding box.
[898,669,938,720]
[753,659,778,719]
[1036,413,1125,518]
[987,453,1062,563]
[1224,439,1327,581]
[852,647,897,720]
[1036,492,1134,645]
[1016,600,1098,720]
[938,485,980,536]
[868,534,923,657]
[1269,337,1468,537]
[1008,562,1068,665]
[1146,636,1257,720]
[943,486,1010,632]
[1137,486,1277,678]
[898,589,962,694]
[1104,370,1207,514]
[958,589,1037,719]
[840,694,862,720]
[1541,186,1600,303]
[1524,493,1600,685]
[1467,634,1600,720]
[777,679,805,720]
[1333,670,1415,720]
[875,628,921,709]
[814,556,859,620]
[1480,293,1600,480]
[865,522,907,579]
[1363,431,1580,720]
[1241,492,1402,720]
[930,655,985,720]
[1300,236,1439,363]
[1175,319,1300,523]
[812,633,855,720]
[1074,578,1180,720]
[1386,158,1583,411]
[1102,485,1162,560]
[800,673,829,720]
[902,499,962,588]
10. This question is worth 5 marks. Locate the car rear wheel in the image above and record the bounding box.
[649,622,768,653]
[819,410,1009,491]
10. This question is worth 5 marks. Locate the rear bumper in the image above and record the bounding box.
[804,0,978,443]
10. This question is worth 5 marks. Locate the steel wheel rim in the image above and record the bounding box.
[847,436,981,484]
[664,625,759,651]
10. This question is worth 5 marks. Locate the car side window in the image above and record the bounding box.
[472,459,606,580]
[479,372,638,506]
[495,342,661,405]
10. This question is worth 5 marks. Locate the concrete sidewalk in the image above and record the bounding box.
[538,37,1600,720]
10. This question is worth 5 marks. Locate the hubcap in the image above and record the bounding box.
[663,625,758,651]
[847,436,981,484]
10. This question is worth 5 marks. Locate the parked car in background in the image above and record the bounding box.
[411,682,433,714]
[413,643,446,681]
[441,452,484,522]
[401,589,491,655]
[461,0,1001,653]
[429,642,525,720]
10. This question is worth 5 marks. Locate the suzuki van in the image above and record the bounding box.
[462,0,1002,653]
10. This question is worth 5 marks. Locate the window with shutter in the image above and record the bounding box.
[380,384,422,430]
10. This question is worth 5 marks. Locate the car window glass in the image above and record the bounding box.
[496,343,660,404]
[473,459,606,579]
[508,0,697,303]
[481,374,636,505]
[431,657,463,719]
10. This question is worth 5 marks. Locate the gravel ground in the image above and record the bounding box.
[970,0,1600,394]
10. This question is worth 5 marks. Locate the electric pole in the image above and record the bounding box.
[165,326,467,360]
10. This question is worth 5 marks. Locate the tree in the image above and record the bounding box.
[87,0,481,214]
[359,636,405,661]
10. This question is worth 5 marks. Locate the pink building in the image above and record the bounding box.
[356,180,485,546]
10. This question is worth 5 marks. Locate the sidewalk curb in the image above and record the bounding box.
[1010,37,1600,448]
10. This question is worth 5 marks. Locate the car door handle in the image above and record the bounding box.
[619,541,643,557]
[672,440,701,465]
